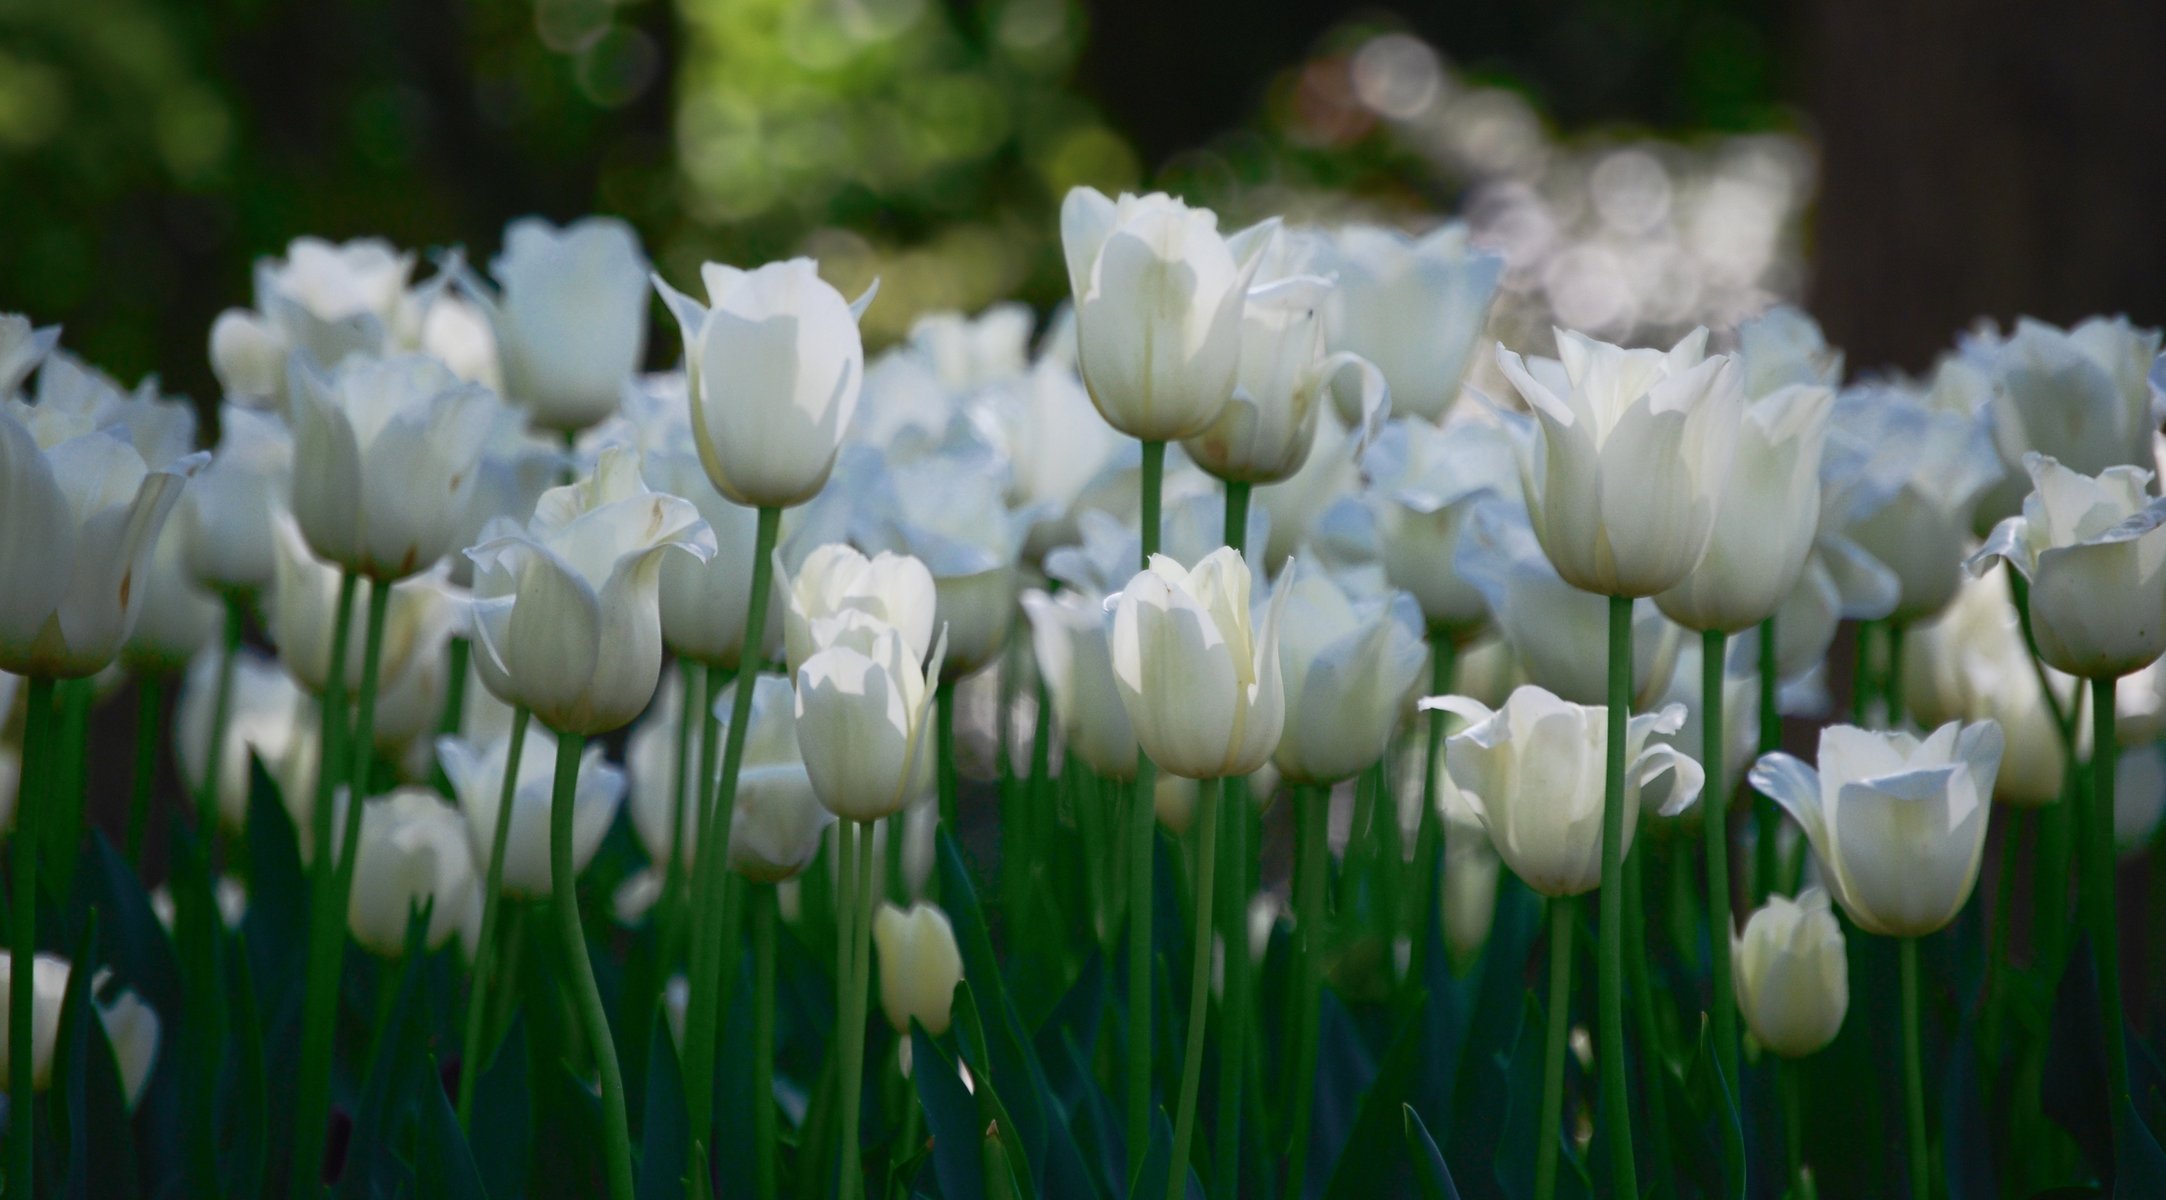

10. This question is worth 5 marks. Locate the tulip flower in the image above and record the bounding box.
[122,514,222,674]
[96,982,160,1109]
[654,258,876,509]
[873,901,965,1037]
[464,217,650,433]
[1970,316,2163,520]
[1110,548,1291,781]
[1044,494,1270,599]
[0,952,160,1108]
[795,616,949,824]
[1022,588,1137,781]
[1903,566,2072,805]
[1424,685,1702,896]
[289,353,499,581]
[175,645,317,832]
[718,675,830,883]
[1749,720,2002,938]
[174,405,294,596]
[265,515,460,696]
[859,451,1031,680]
[1318,222,1502,423]
[1271,571,1424,785]
[0,952,67,1092]
[1182,276,1388,485]
[781,543,937,677]
[467,447,715,735]
[2121,650,2166,745]
[439,726,625,897]
[344,787,483,957]
[1364,415,1520,640]
[972,361,1126,560]
[1732,888,1848,1057]
[0,315,60,398]
[1060,188,1276,441]
[1736,305,1843,401]
[1494,328,1745,598]
[1970,454,2166,680]
[1441,817,1502,966]
[646,443,786,668]
[209,237,418,404]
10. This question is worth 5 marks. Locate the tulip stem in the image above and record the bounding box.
[1168,777,1220,1200]
[1128,437,1167,1164]
[1899,936,1929,1200]
[431,635,471,793]
[1408,631,1456,988]
[837,819,876,1200]
[1753,615,1779,904]
[1222,480,1251,553]
[1780,1057,1805,1193]
[199,593,247,843]
[1214,777,1249,1193]
[1702,629,1742,1142]
[126,674,162,866]
[1622,846,1677,1194]
[290,567,360,1197]
[657,659,701,973]
[936,681,958,832]
[550,728,634,1200]
[1535,894,1576,1200]
[1140,441,1166,565]
[8,676,55,1192]
[1284,785,1326,1200]
[1849,620,1876,725]
[753,883,779,1200]
[457,704,530,1129]
[2086,675,2130,1162]
[1883,623,1906,728]
[685,504,782,1153]
[1598,594,1639,1200]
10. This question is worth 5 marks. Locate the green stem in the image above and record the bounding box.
[753,883,778,1200]
[1214,777,1248,1192]
[2088,676,2130,1162]
[1408,632,1455,986]
[1535,895,1576,1200]
[1900,936,1929,1200]
[838,819,876,1200]
[1702,629,1741,1144]
[1222,480,1251,554]
[1850,620,1877,725]
[1140,441,1166,566]
[200,594,246,838]
[551,729,634,1200]
[1883,623,1907,728]
[126,674,162,866]
[1128,438,1167,1164]
[1167,778,1220,1200]
[289,568,360,1197]
[8,676,56,1191]
[1623,848,1677,1195]
[685,505,782,1149]
[936,682,958,832]
[1284,786,1326,1200]
[431,635,471,794]
[328,580,393,959]
[1753,615,1780,905]
[1599,595,1639,1199]
[456,705,531,1128]
[2036,683,2085,979]
[656,659,701,970]
[1781,1057,1805,1194]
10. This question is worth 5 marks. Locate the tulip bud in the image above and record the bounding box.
[908,304,1033,391]
[781,543,938,678]
[1903,565,2072,805]
[175,405,294,595]
[873,902,964,1037]
[796,618,948,823]
[1969,454,2166,679]
[1060,188,1275,441]
[1272,572,1424,785]
[175,645,316,832]
[467,447,715,735]
[1110,548,1290,780]
[1365,416,1519,640]
[1732,888,1848,1058]
[647,446,785,669]
[473,217,649,433]
[1022,588,1137,782]
[1441,818,1501,966]
[1494,329,1745,598]
[122,514,222,675]
[266,515,461,696]
[719,675,832,883]
[439,727,624,897]
[1424,685,1703,896]
[1972,316,2162,519]
[1750,720,2002,938]
[345,788,483,957]
[654,258,875,509]
[210,310,288,401]
[1317,223,1502,424]
[1182,276,1387,486]
[626,666,700,872]
[973,363,1126,562]
[863,455,1027,679]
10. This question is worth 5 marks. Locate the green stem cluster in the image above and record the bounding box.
[1167,778,1221,1200]
[550,729,634,1199]
[1598,595,1639,1200]
[1534,895,1575,1200]
[456,705,531,1127]
[836,819,877,1200]
[1284,786,1327,1200]
[1126,439,1166,1161]
[1701,628,1741,1157]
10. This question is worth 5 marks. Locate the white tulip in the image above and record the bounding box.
[1732,888,1848,1058]
[0,315,61,399]
[175,405,294,595]
[1255,410,1360,572]
[795,619,948,823]
[1442,817,1502,965]
[1903,565,2072,805]
[1110,548,1290,780]
[1042,490,1268,599]
[210,238,417,405]
[873,902,964,1037]
[1765,528,1900,688]
[439,727,624,897]
[265,515,458,695]
[1423,685,1701,897]
[1973,316,2162,493]
[93,980,160,1109]
[1750,720,2003,938]
[781,543,937,678]
[1060,188,1274,441]
[646,445,785,668]
[1272,571,1424,785]
[467,217,649,432]
[1318,222,1502,423]
[345,788,483,957]
[175,645,315,832]
[468,447,714,734]
[1363,415,1520,638]
[1022,588,1137,782]
[626,665,700,872]
[2118,653,2166,746]
[655,258,875,508]
[0,952,68,1092]
[859,451,1028,679]
[970,362,1125,560]
[1969,454,2166,679]
[1183,276,1388,485]
[122,512,222,674]
[908,304,1033,392]
[1735,306,1843,401]
[719,675,831,883]
[1493,328,1744,597]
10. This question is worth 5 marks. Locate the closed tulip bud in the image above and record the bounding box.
[1494,329,1745,597]
[1183,276,1388,485]
[266,515,459,695]
[289,353,499,580]
[0,952,68,1092]
[1060,188,1275,441]
[176,646,314,831]
[1442,818,1501,965]
[439,727,624,897]
[1022,588,1137,781]
[210,310,286,401]
[468,447,715,734]
[1320,223,1503,423]
[1272,572,1424,785]
[781,543,937,678]
[346,788,483,957]
[1655,384,1835,633]
[647,445,785,668]
[873,902,964,1037]
[0,403,205,678]
[1974,316,2161,492]
[654,258,875,508]
[1969,454,2166,679]
[719,675,831,883]
[468,217,649,433]
[1110,548,1291,780]
[1732,888,1848,1058]
[1424,686,1701,896]
[175,405,293,594]
[796,618,948,823]
[1750,720,2003,938]
[1903,566,2072,805]
[1365,416,1520,639]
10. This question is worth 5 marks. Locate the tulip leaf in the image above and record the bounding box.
[1679,1017,1747,1200]
[2117,1097,2166,1198]
[414,1054,489,1200]
[221,930,269,1200]
[1307,987,1377,1200]
[1446,877,1540,1181]
[953,982,1040,1200]
[2045,934,2112,1175]
[337,906,432,1198]
[1126,1104,1203,1200]
[1403,1103,1463,1200]
[1493,990,1590,1200]
[1324,996,1427,1200]
[912,1023,987,1200]
[78,832,181,1023]
[470,1017,531,1199]
[1043,1029,1123,1196]
[713,954,758,1199]
[168,827,226,1198]
[50,909,100,1200]
[243,753,310,1011]
[636,1003,688,1200]
[1941,1007,1996,1200]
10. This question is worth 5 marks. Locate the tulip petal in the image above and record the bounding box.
[0,413,73,662]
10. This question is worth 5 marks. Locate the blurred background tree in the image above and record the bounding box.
[1,0,2160,412]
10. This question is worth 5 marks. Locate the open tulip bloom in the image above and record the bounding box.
[1110,547,1289,782]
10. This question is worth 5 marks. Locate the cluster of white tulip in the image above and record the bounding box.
[3,182,2163,1200]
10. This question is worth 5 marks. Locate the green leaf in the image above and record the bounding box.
[168,827,226,1198]
[636,1004,688,1200]
[414,1055,489,1200]
[78,833,180,1021]
[50,909,103,1200]
[221,931,268,1200]
[242,754,310,1012]
[952,983,1039,1200]
[1682,1018,1747,1200]
[1324,998,1427,1200]
[1447,878,1540,1176]
[2116,1096,2166,1198]
[337,905,433,1198]
[470,1018,530,1199]
[912,1024,986,1200]
[1403,1103,1463,1200]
